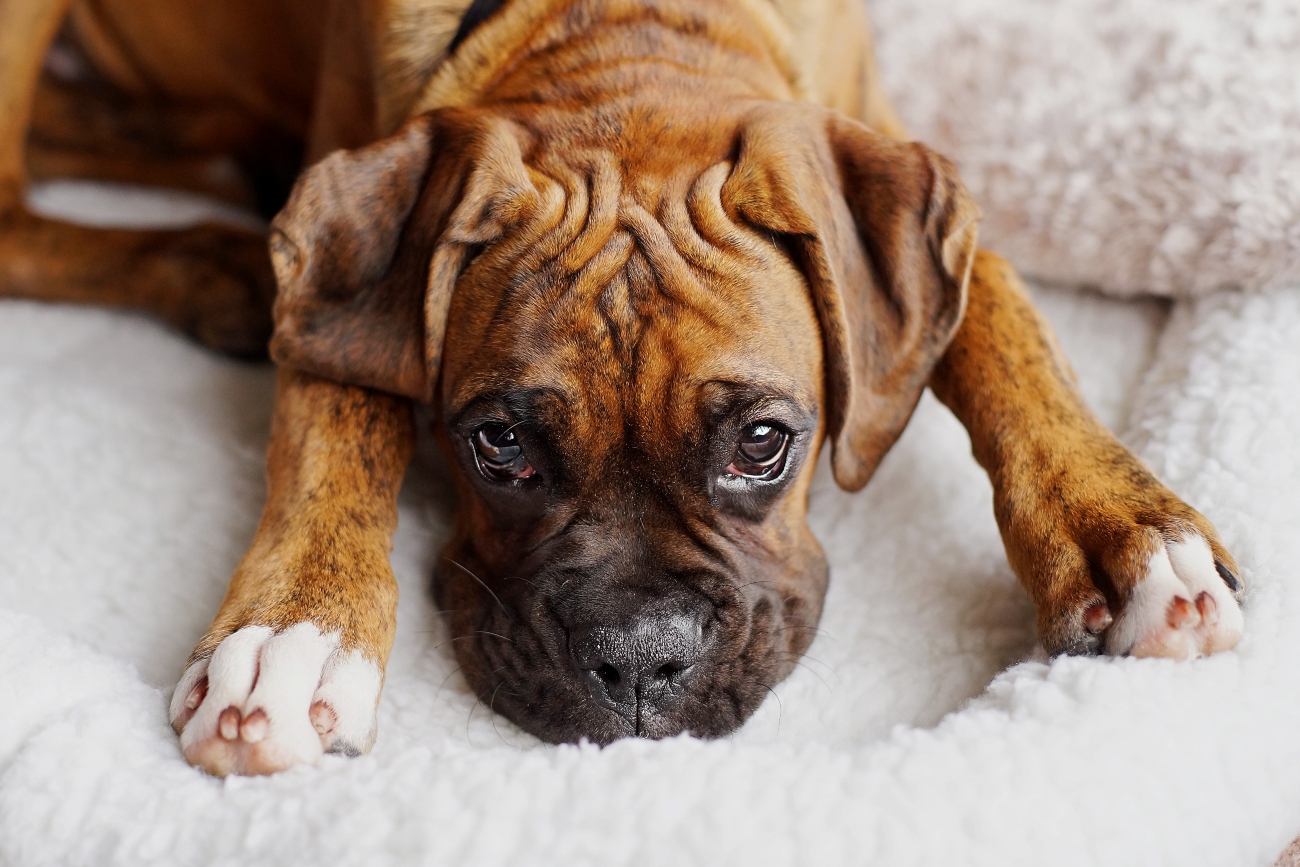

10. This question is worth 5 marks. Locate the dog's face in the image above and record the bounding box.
[269,102,979,744]
[433,175,829,741]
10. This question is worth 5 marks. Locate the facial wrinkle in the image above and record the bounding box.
[618,199,731,333]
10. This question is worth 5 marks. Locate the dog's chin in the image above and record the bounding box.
[477,664,779,746]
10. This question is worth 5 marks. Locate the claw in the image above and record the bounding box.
[1084,601,1113,634]
[184,680,207,711]
[1195,591,1219,627]
[310,701,337,736]
[239,709,268,744]
[1215,561,1243,594]
[218,707,241,740]
[1166,596,1199,629]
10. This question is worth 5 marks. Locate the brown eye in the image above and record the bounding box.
[726,422,790,479]
[472,424,535,481]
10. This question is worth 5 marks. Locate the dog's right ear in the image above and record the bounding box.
[269,108,539,401]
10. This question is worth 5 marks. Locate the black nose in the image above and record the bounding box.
[569,612,707,731]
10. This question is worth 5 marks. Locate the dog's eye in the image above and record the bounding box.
[471,424,536,481]
[726,422,791,480]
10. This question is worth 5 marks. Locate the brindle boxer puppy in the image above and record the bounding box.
[0,0,1244,775]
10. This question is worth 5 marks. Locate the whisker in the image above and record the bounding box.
[430,631,517,654]
[774,651,837,677]
[793,659,833,690]
[445,558,508,614]
[430,634,478,653]
[488,682,520,749]
[466,692,484,743]
[757,681,782,738]
[464,666,509,746]
[435,665,464,700]
[777,624,839,644]
[509,575,539,590]
[771,654,833,691]
[792,660,831,690]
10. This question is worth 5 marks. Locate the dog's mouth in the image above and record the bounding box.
[434,555,819,745]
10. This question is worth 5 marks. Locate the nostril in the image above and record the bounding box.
[595,663,621,687]
[569,609,711,719]
[654,662,683,681]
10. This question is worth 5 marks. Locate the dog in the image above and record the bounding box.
[0,0,1245,776]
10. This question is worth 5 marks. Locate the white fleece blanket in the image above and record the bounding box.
[4,0,1300,860]
[3,183,1298,866]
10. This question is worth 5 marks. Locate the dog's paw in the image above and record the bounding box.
[996,429,1245,659]
[1093,533,1244,659]
[169,623,382,777]
[167,225,276,357]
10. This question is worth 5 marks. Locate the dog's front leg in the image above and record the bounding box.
[170,368,413,776]
[930,251,1244,658]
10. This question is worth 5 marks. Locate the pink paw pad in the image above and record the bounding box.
[1103,534,1244,660]
[169,623,382,776]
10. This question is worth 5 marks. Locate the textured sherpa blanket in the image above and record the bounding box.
[4,183,1299,866]
[870,0,1300,297]
[4,0,1300,863]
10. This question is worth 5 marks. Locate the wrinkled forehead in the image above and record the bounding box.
[439,166,824,433]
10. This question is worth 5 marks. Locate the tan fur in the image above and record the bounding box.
[930,251,1240,652]
[402,0,902,132]
[0,0,74,206]
[191,368,413,668]
[0,0,1243,773]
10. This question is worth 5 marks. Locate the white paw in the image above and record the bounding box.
[169,623,382,776]
[1104,534,1244,659]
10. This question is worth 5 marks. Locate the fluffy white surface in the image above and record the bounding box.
[2,181,1298,865]
[869,0,1300,297]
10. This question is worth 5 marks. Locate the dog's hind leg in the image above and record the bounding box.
[0,210,277,354]
[170,368,414,776]
[0,0,276,356]
[26,71,268,206]
[929,251,1245,659]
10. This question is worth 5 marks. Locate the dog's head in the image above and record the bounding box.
[268,102,978,743]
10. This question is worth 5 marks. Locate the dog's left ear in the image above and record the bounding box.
[723,105,980,491]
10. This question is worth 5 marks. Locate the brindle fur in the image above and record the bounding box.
[0,0,1241,770]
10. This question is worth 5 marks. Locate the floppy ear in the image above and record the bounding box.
[268,108,539,402]
[723,105,980,491]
